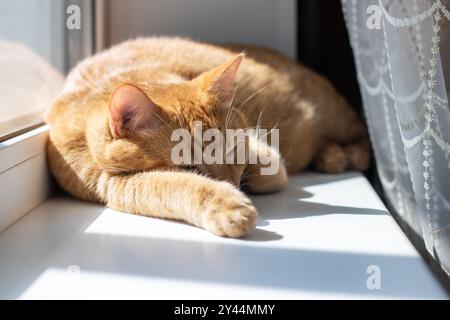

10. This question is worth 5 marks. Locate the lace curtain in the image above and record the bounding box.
[342,0,450,275]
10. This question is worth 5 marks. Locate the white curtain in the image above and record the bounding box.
[342,0,450,275]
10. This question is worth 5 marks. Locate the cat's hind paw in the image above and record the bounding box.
[344,143,371,171]
[314,143,348,173]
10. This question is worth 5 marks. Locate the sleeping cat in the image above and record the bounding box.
[46,37,370,238]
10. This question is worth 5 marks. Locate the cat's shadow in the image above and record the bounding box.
[243,175,388,242]
[242,227,284,241]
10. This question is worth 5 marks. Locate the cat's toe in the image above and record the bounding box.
[344,144,371,171]
[203,182,258,237]
[221,206,258,237]
[314,143,348,173]
[205,196,257,238]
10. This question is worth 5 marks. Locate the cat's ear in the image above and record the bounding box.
[108,84,157,138]
[196,53,244,104]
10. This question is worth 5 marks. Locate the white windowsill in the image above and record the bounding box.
[0,168,447,299]
[0,126,51,232]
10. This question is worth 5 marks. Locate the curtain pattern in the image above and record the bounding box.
[342,0,450,274]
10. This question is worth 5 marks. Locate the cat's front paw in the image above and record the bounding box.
[203,183,257,238]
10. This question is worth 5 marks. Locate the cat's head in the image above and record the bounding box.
[95,54,248,186]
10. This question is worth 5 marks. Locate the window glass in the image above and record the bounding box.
[0,0,93,139]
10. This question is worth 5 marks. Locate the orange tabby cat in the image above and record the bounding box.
[46,37,370,238]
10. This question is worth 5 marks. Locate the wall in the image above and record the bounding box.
[106,0,297,59]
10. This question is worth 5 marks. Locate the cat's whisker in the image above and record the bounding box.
[240,125,274,131]
[235,82,273,112]
[240,172,256,181]
[224,77,242,129]
[226,82,273,129]
[238,181,260,189]
[174,112,186,132]
[154,113,174,131]
[281,148,293,168]
[255,109,266,141]
[258,122,279,140]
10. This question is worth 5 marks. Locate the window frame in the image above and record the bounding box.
[0,0,97,141]
[0,0,102,230]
